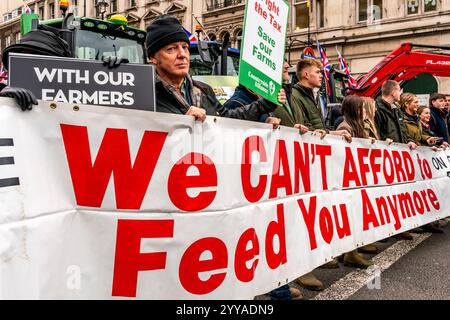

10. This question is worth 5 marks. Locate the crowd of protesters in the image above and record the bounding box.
[1,14,449,301]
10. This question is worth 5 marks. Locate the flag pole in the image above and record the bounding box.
[307,0,311,46]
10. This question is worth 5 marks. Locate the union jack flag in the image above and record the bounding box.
[182,27,198,42]
[336,47,358,88]
[317,40,331,95]
[0,65,8,85]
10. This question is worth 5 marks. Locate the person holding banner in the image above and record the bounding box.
[429,93,449,144]
[374,81,416,149]
[276,60,345,291]
[223,84,283,128]
[0,29,127,110]
[146,15,285,122]
[336,95,379,266]
[0,29,72,110]
[362,97,380,140]
[224,61,304,300]
[225,61,308,133]
[290,59,352,141]
[375,80,417,241]
[400,93,440,147]
[400,93,445,235]
[270,61,309,133]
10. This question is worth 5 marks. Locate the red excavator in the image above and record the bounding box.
[323,42,450,128]
[345,42,450,98]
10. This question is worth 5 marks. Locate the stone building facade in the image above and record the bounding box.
[0,0,203,56]
[2,1,450,91]
[202,0,450,92]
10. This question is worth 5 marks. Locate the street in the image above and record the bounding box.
[266,218,450,300]
[349,220,450,300]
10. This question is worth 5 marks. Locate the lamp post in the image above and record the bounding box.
[287,37,309,66]
[95,0,109,20]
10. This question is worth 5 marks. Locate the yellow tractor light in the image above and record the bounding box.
[108,14,128,27]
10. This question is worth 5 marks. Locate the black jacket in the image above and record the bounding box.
[375,97,412,144]
[155,79,277,120]
[223,84,259,109]
[429,107,449,143]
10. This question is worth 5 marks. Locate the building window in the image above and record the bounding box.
[110,0,118,12]
[372,0,383,20]
[208,33,217,41]
[358,0,368,22]
[424,0,437,12]
[12,9,20,19]
[317,0,325,29]
[407,0,437,15]
[235,29,243,49]
[220,31,230,43]
[49,2,55,19]
[71,0,79,15]
[294,1,309,31]
[129,0,136,8]
[39,6,44,19]
[407,0,419,14]
[3,12,13,22]
[207,0,243,11]
[358,0,383,23]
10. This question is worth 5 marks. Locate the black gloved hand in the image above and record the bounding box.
[0,86,38,111]
[260,98,278,112]
[102,56,130,69]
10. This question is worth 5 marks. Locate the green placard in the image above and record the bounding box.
[239,0,289,105]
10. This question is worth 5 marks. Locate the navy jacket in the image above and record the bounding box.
[223,84,272,122]
[429,107,449,143]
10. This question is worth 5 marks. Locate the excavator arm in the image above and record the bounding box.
[350,43,450,98]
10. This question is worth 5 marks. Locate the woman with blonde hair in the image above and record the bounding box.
[362,97,380,140]
[337,95,378,267]
[400,93,438,146]
[401,94,444,234]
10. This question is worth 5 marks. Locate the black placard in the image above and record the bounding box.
[9,53,156,111]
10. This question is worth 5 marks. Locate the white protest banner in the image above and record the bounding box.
[239,0,289,104]
[1,97,450,299]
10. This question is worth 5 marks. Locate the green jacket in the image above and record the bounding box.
[291,84,326,130]
[374,97,412,144]
[273,84,307,128]
[403,111,431,146]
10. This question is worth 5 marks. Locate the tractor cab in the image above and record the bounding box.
[20,11,147,65]
[189,41,240,77]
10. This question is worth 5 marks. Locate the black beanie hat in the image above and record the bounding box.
[2,29,72,70]
[145,15,189,57]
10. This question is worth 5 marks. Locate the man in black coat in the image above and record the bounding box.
[145,15,284,122]
[0,29,127,110]
[429,93,449,143]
